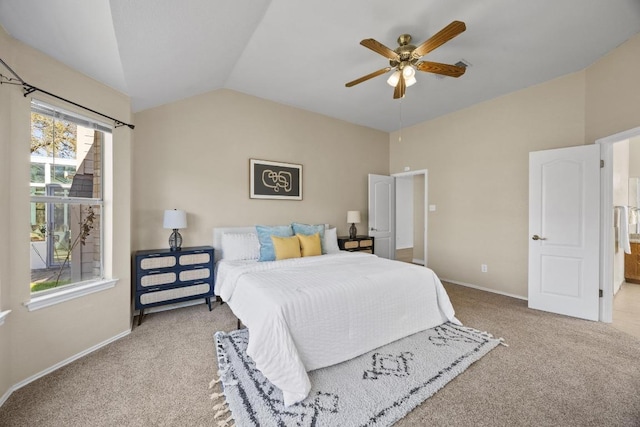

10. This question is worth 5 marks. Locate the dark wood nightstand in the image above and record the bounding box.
[337,236,375,254]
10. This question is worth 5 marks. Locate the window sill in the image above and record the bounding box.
[0,310,10,326]
[24,278,118,312]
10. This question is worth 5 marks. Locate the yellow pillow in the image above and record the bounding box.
[271,235,301,260]
[297,233,322,257]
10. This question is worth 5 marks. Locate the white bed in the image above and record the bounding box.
[213,226,459,407]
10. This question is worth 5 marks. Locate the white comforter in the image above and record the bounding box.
[216,252,459,407]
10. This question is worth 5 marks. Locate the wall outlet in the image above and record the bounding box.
[481,264,488,273]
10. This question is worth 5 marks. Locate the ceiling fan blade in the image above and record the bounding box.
[416,61,466,77]
[360,39,400,61]
[345,67,392,87]
[411,21,466,59]
[393,72,406,99]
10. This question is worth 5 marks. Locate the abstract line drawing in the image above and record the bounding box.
[250,159,302,200]
[262,169,292,193]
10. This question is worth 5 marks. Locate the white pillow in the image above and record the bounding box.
[221,233,260,261]
[323,227,340,254]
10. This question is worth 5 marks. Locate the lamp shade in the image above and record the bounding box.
[347,210,361,224]
[163,209,187,229]
[386,70,401,87]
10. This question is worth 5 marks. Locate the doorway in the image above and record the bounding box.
[605,135,640,339]
[392,170,427,266]
[599,126,640,327]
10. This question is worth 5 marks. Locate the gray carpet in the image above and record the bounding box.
[214,322,501,426]
[0,283,639,426]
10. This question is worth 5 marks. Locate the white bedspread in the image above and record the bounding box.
[215,252,459,406]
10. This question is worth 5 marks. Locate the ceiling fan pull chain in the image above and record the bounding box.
[399,98,403,143]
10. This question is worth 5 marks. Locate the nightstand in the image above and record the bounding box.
[337,236,375,254]
[133,246,215,325]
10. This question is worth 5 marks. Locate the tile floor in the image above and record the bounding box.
[612,282,640,340]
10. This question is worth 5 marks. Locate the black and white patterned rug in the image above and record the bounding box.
[213,322,501,426]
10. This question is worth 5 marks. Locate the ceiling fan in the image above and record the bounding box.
[345,21,467,99]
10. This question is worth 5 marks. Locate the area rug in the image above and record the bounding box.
[212,322,502,427]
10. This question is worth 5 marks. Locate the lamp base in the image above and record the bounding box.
[169,229,183,251]
[349,223,357,240]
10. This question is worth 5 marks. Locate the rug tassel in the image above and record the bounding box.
[213,402,227,411]
[217,414,234,427]
[214,406,230,419]
[209,370,222,389]
[499,337,509,347]
[210,392,224,401]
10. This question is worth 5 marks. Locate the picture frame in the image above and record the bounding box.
[250,159,303,200]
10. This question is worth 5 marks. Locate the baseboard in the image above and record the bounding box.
[441,278,528,301]
[412,258,425,265]
[0,385,12,407]
[1,328,131,407]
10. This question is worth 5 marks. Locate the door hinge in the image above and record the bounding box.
[600,160,604,168]
[599,289,603,298]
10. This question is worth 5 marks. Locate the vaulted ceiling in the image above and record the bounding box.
[1,0,639,132]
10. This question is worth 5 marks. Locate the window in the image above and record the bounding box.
[29,100,111,295]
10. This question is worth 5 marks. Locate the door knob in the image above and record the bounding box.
[370,227,377,231]
[532,235,546,241]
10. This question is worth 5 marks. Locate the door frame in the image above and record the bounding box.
[598,125,640,322]
[391,169,428,266]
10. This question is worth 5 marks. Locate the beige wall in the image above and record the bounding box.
[390,32,640,298]
[629,137,640,178]
[0,27,132,399]
[131,89,389,251]
[413,174,425,261]
[0,29,12,397]
[586,34,640,144]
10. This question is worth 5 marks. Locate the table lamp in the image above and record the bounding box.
[163,209,187,251]
[347,210,361,239]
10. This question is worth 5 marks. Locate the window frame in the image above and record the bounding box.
[27,100,112,304]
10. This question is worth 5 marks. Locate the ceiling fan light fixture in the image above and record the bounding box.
[387,70,401,87]
[405,75,417,87]
[402,65,415,79]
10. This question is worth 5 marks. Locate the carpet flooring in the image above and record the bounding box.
[1,283,639,426]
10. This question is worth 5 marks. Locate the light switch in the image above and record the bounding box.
[429,205,436,212]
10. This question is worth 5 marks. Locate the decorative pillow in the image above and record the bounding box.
[323,227,341,254]
[221,233,260,261]
[256,225,294,262]
[271,235,301,260]
[292,222,325,253]
[297,233,322,257]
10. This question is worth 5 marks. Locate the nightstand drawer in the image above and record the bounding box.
[140,272,177,287]
[179,252,211,266]
[344,241,359,249]
[139,282,211,306]
[140,255,176,270]
[337,236,375,253]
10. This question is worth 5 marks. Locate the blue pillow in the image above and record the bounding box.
[255,225,294,262]
[292,222,326,253]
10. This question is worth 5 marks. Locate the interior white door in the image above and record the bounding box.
[368,174,396,259]
[528,144,600,321]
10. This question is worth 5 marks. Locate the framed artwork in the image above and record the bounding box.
[250,159,303,200]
